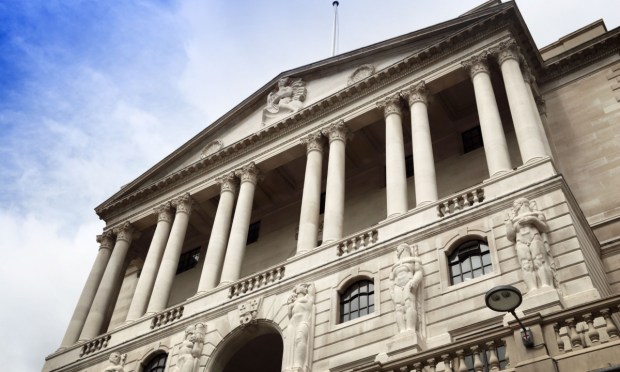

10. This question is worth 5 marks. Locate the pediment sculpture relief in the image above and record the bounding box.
[505,197,558,293]
[389,243,423,334]
[347,64,375,86]
[103,352,126,372]
[283,283,316,372]
[171,323,206,372]
[262,77,306,126]
[200,140,223,159]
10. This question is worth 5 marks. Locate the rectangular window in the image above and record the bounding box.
[247,220,261,244]
[176,247,200,274]
[462,125,483,153]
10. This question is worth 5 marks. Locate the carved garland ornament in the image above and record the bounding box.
[401,81,428,106]
[347,64,375,86]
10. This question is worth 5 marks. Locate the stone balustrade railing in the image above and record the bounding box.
[437,188,485,218]
[337,229,379,256]
[80,334,111,357]
[228,266,285,298]
[544,295,620,353]
[150,304,184,329]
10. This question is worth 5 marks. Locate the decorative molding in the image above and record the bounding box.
[235,162,261,185]
[96,231,115,250]
[348,64,376,86]
[80,334,111,357]
[437,188,485,218]
[322,120,351,143]
[337,229,378,256]
[150,305,184,329]
[113,222,136,243]
[301,131,326,154]
[238,297,261,326]
[200,140,224,159]
[401,81,428,106]
[377,92,403,118]
[462,51,491,79]
[228,265,285,298]
[172,193,193,215]
[217,172,239,194]
[154,202,173,223]
[493,39,522,65]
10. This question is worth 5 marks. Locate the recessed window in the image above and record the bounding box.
[144,353,167,372]
[340,280,374,323]
[460,344,507,371]
[449,239,492,285]
[462,125,483,153]
[176,247,200,275]
[247,220,261,244]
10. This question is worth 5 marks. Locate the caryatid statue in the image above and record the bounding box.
[389,243,424,333]
[284,283,316,372]
[103,352,126,372]
[506,197,556,293]
[171,323,206,372]
[263,77,306,125]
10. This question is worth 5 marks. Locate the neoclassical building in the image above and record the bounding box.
[43,1,620,371]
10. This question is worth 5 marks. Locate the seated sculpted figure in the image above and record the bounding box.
[506,197,555,293]
[103,352,124,372]
[389,244,423,333]
[263,77,306,124]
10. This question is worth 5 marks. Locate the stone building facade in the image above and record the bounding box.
[43,1,620,371]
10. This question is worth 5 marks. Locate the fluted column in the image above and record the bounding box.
[322,120,350,243]
[197,173,239,292]
[60,232,114,347]
[522,69,553,158]
[80,222,136,340]
[495,40,547,163]
[462,52,512,177]
[401,82,438,206]
[146,194,193,313]
[378,93,408,217]
[125,203,173,322]
[296,132,326,254]
[220,163,260,283]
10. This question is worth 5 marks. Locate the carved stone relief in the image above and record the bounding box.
[103,352,126,372]
[389,243,424,334]
[283,283,316,372]
[238,298,261,326]
[263,77,306,126]
[506,197,558,293]
[171,323,206,372]
[347,64,375,86]
[200,140,223,159]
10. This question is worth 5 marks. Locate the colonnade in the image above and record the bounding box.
[60,40,550,347]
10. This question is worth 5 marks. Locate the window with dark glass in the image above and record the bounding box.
[462,125,483,153]
[340,280,374,323]
[247,220,261,244]
[176,247,200,275]
[144,353,167,372]
[449,239,492,284]
[460,344,507,372]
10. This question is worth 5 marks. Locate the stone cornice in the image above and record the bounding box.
[95,6,536,221]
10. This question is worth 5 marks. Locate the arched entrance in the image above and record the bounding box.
[208,320,284,372]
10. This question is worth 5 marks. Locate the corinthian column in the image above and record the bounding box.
[462,52,512,177]
[321,120,350,243]
[125,203,173,322]
[146,194,193,313]
[401,82,438,206]
[296,132,325,254]
[378,93,408,217]
[495,40,547,163]
[220,163,260,283]
[60,232,114,347]
[522,70,553,159]
[80,222,136,340]
[197,173,239,292]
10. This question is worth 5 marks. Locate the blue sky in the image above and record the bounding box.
[0,1,618,370]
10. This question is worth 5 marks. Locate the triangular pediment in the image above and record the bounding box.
[96,1,515,216]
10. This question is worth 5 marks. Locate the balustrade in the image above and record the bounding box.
[337,229,379,256]
[79,334,111,357]
[150,304,184,329]
[228,265,285,298]
[437,188,485,218]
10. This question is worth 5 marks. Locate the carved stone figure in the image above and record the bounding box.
[506,197,557,293]
[103,352,126,372]
[263,77,306,125]
[347,64,375,85]
[171,323,206,372]
[284,283,316,372]
[389,244,424,333]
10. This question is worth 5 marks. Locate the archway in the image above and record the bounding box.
[208,321,284,372]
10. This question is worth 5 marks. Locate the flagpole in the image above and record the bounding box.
[331,1,339,56]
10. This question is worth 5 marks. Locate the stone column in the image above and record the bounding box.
[296,132,326,254]
[378,93,408,217]
[495,40,547,163]
[146,193,193,313]
[80,222,136,340]
[125,203,173,322]
[321,120,350,243]
[197,173,239,292]
[59,232,114,347]
[401,82,438,206]
[219,162,260,283]
[462,52,512,177]
[522,69,553,159]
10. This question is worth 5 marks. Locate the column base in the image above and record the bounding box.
[375,331,426,365]
[488,169,512,178]
[524,155,550,164]
[416,200,435,207]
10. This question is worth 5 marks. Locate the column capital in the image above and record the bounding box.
[113,222,137,243]
[173,193,194,215]
[377,93,403,118]
[154,202,174,223]
[96,231,115,250]
[321,120,351,144]
[493,39,522,65]
[301,131,326,154]
[401,81,428,106]
[216,172,239,194]
[462,51,491,79]
[235,162,261,185]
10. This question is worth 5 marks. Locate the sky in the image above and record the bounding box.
[0,1,618,371]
